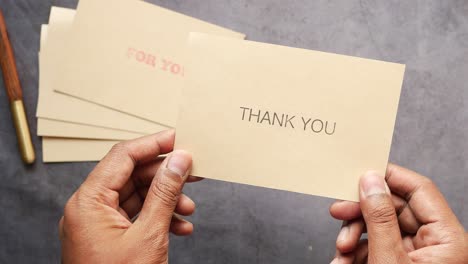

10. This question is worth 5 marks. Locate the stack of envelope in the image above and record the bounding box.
[37,0,406,201]
[37,0,245,163]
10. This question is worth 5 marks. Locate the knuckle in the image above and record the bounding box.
[61,195,79,239]
[366,201,397,225]
[63,194,77,217]
[109,142,130,157]
[92,190,117,207]
[104,141,135,172]
[151,174,181,207]
[422,177,436,190]
[62,193,83,225]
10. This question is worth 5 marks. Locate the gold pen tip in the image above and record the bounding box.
[11,100,36,164]
[23,152,36,164]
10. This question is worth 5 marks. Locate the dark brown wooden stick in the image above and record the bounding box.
[0,8,35,164]
[0,8,22,101]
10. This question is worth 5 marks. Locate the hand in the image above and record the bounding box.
[329,164,467,264]
[59,130,202,264]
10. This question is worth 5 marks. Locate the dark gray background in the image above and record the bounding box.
[0,0,466,263]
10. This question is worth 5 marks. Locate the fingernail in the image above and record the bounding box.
[337,225,349,243]
[166,150,191,178]
[360,171,386,197]
[330,257,340,264]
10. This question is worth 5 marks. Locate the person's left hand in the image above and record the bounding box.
[59,130,202,263]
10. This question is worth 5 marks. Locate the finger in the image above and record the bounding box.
[385,163,458,225]
[117,157,164,205]
[119,191,196,220]
[359,171,407,262]
[131,157,201,186]
[333,240,368,264]
[175,194,196,216]
[391,194,421,234]
[331,252,354,264]
[84,130,175,193]
[131,156,165,188]
[117,207,131,221]
[353,239,369,264]
[120,192,143,219]
[330,201,361,220]
[187,176,204,183]
[402,235,415,252]
[329,195,421,234]
[131,160,202,188]
[170,215,194,236]
[119,160,203,206]
[407,242,468,264]
[135,150,192,233]
[336,219,365,253]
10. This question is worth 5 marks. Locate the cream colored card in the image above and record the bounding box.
[55,0,245,127]
[38,118,142,140]
[40,24,48,47]
[42,137,117,162]
[38,22,143,140]
[39,21,127,162]
[175,33,405,201]
[36,7,166,135]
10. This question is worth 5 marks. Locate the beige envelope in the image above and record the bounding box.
[42,137,117,162]
[36,6,166,135]
[38,22,144,140]
[38,118,142,140]
[175,33,405,201]
[55,0,245,127]
[39,20,132,162]
[40,24,48,47]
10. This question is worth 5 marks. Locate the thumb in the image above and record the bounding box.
[137,150,192,231]
[359,171,406,263]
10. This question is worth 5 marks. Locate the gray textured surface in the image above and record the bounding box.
[0,0,466,263]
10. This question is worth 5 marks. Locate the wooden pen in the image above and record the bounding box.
[0,9,35,164]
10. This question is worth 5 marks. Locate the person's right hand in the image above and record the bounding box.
[60,130,200,264]
[329,164,468,264]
